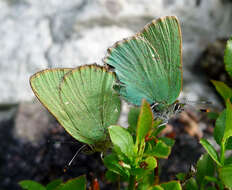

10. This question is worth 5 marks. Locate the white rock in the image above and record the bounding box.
[48,26,133,67]
[25,0,84,15]
[0,0,232,104]
[0,15,52,103]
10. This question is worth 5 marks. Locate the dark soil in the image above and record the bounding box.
[0,114,207,190]
[160,119,205,181]
[0,118,109,190]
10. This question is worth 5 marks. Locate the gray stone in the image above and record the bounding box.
[14,99,51,145]
[0,1,52,103]
[0,0,232,106]
[47,26,133,67]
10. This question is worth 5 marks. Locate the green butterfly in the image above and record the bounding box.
[30,65,121,151]
[104,16,183,124]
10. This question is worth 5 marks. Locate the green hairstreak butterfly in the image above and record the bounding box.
[104,16,182,124]
[30,65,121,151]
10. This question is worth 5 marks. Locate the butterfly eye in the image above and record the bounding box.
[174,103,181,112]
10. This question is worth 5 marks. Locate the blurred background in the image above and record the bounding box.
[1,0,232,189]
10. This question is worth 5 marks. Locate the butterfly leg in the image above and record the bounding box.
[157,121,168,127]
[150,102,159,111]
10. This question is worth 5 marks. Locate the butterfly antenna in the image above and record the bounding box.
[46,139,79,145]
[63,144,87,172]
[157,122,168,128]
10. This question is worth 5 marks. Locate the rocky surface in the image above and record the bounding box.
[13,99,51,145]
[0,0,232,104]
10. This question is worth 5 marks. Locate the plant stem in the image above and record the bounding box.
[128,175,136,190]
[117,176,120,190]
[154,159,159,185]
[220,142,225,165]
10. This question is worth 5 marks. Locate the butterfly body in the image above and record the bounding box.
[150,101,184,124]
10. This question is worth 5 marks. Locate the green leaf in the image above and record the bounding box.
[223,100,232,143]
[105,170,119,182]
[136,99,153,148]
[206,187,217,190]
[109,125,135,161]
[225,138,232,150]
[160,181,182,190]
[46,179,62,190]
[204,176,219,183]
[131,168,146,176]
[136,171,155,189]
[211,80,232,102]
[196,154,215,186]
[214,110,226,146]
[225,156,232,165]
[205,176,224,190]
[159,137,175,147]
[200,139,222,166]
[214,109,232,150]
[55,176,86,190]
[150,186,164,190]
[152,125,166,137]
[147,140,171,159]
[207,112,219,120]
[176,173,186,181]
[103,153,130,178]
[144,156,157,170]
[225,36,232,77]
[128,107,140,133]
[18,180,46,190]
[219,165,232,188]
[185,178,198,190]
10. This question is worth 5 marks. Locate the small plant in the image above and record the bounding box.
[19,176,86,190]
[19,17,232,189]
[104,99,179,190]
[176,36,232,190]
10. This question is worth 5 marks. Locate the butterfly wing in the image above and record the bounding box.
[30,66,121,145]
[139,16,182,105]
[104,37,169,106]
[59,65,121,145]
[30,68,93,144]
[104,16,182,109]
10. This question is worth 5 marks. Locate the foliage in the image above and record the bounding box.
[104,99,176,190]
[19,20,232,190]
[177,35,232,190]
[19,176,86,190]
